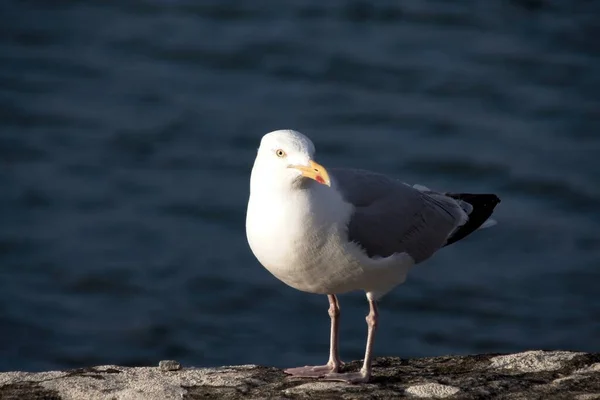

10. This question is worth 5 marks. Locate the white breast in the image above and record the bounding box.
[246,182,368,293]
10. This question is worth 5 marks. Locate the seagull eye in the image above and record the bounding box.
[275,149,286,158]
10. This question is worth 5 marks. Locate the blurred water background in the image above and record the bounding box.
[1,0,599,372]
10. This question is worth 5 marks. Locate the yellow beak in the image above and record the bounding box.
[289,160,331,187]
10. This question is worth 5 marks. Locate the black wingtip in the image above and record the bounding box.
[443,193,501,246]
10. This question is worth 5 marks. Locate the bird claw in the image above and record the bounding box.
[322,371,370,384]
[284,365,337,378]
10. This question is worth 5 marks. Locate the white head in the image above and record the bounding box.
[250,130,331,192]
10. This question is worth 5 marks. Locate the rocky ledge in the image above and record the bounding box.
[1,351,598,400]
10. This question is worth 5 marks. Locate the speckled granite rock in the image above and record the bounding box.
[1,351,598,399]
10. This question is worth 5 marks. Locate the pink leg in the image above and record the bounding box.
[284,294,343,378]
[323,298,378,383]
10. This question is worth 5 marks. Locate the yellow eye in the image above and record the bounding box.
[276,149,286,158]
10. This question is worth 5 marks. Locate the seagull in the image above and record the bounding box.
[246,130,500,383]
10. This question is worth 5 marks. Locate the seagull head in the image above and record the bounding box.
[251,130,331,190]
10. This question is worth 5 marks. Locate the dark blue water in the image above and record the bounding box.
[1,0,599,372]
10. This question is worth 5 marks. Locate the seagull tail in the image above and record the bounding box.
[443,193,501,247]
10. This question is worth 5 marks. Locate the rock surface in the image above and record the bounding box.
[1,350,598,399]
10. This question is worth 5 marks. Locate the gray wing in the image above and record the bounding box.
[330,168,467,263]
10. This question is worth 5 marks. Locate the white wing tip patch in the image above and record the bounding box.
[479,219,497,229]
[412,184,431,192]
